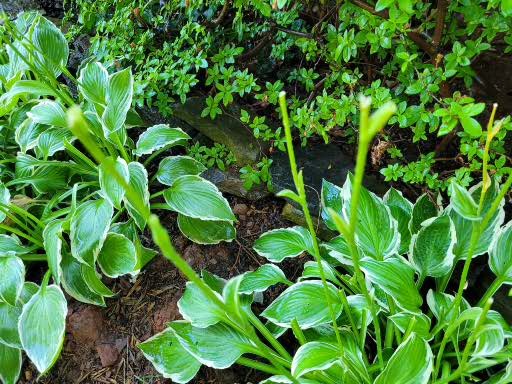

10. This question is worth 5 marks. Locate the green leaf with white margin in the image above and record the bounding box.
[340,295,373,328]
[0,80,57,109]
[253,226,314,262]
[341,176,399,259]
[0,303,22,347]
[0,343,21,384]
[474,321,505,358]
[321,235,352,266]
[37,127,74,158]
[97,233,137,278]
[449,181,479,220]
[124,162,150,230]
[239,264,291,294]
[0,256,24,306]
[260,376,321,384]
[262,280,342,329]
[361,257,422,312]
[384,188,413,254]
[484,360,512,384]
[0,235,28,256]
[320,179,343,231]
[389,312,431,339]
[102,68,133,135]
[170,321,256,369]
[451,179,505,261]
[135,125,190,156]
[164,175,235,222]
[42,219,65,285]
[70,198,113,266]
[292,342,340,378]
[374,333,433,384]
[99,157,129,210]
[157,156,206,186]
[81,265,114,298]
[60,251,105,306]
[177,214,236,245]
[0,183,9,223]
[15,118,44,152]
[27,100,67,128]
[29,16,69,78]
[177,282,225,328]
[300,260,339,284]
[19,284,67,374]
[138,328,201,383]
[426,290,470,324]
[409,215,456,278]
[78,62,108,106]
[489,221,512,284]
[409,194,438,234]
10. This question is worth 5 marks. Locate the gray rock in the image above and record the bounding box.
[173,97,267,166]
[270,143,386,225]
[137,106,197,137]
[201,167,270,201]
[0,0,42,16]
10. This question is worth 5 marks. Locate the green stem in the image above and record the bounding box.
[477,276,504,307]
[236,357,280,375]
[0,224,43,247]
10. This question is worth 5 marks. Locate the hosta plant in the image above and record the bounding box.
[132,93,512,383]
[0,13,234,382]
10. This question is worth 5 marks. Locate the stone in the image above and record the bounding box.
[68,306,104,345]
[152,297,180,333]
[202,167,270,200]
[270,143,386,218]
[173,97,267,165]
[137,106,197,138]
[96,340,125,367]
[233,203,249,216]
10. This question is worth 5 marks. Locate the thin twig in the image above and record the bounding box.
[432,0,449,50]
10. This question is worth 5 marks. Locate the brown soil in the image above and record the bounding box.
[18,196,304,384]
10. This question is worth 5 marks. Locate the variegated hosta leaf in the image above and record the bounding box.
[0,343,21,384]
[342,176,399,259]
[409,215,456,278]
[99,157,130,210]
[0,256,25,306]
[157,156,206,186]
[449,181,479,220]
[0,235,29,256]
[261,280,342,329]
[300,260,339,284]
[0,303,22,347]
[489,221,512,284]
[474,320,505,358]
[42,220,65,285]
[78,61,109,106]
[135,125,190,156]
[450,180,505,261]
[384,188,413,254]
[321,235,352,266]
[60,251,105,306]
[29,16,69,78]
[138,328,201,383]
[19,284,67,374]
[239,264,290,294]
[124,162,150,230]
[0,183,10,223]
[253,226,314,262]
[409,194,438,234]
[169,321,256,369]
[97,233,137,278]
[360,257,422,313]
[426,290,470,324]
[70,198,113,266]
[340,295,373,329]
[389,312,431,339]
[26,100,67,128]
[320,179,343,231]
[102,67,133,137]
[177,214,236,245]
[178,282,225,328]
[15,118,44,152]
[291,342,340,378]
[164,175,235,222]
[374,333,433,384]
[260,376,321,384]
[36,127,74,158]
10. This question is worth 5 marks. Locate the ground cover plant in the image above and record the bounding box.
[67,91,512,383]
[65,0,512,191]
[0,13,236,383]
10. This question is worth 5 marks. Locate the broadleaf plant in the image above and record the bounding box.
[0,13,235,381]
[68,90,512,383]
